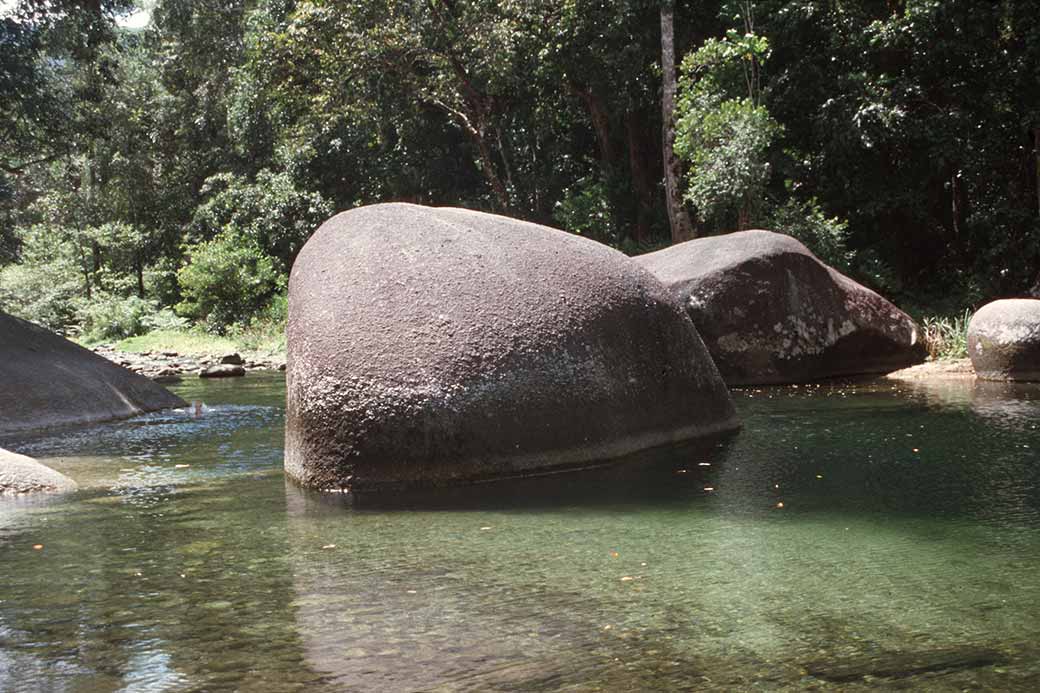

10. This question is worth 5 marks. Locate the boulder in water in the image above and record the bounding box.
[0,312,186,437]
[0,448,77,496]
[286,203,738,492]
[200,364,246,378]
[968,299,1040,381]
[636,230,925,385]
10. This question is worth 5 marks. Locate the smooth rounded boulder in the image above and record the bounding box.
[968,299,1040,381]
[286,203,738,492]
[635,230,926,385]
[0,312,186,436]
[0,448,77,496]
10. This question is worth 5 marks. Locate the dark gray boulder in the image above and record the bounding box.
[635,230,926,385]
[968,299,1040,381]
[0,312,186,436]
[286,203,738,492]
[0,448,77,495]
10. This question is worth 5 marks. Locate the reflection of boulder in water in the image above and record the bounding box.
[970,380,1040,431]
[341,431,737,510]
[282,435,739,690]
[893,378,976,410]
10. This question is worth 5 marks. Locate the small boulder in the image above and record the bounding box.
[967,299,1040,381]
[200,364,246,378]
[152,368,183,384]
[0,448,77,496]
[286,203,738,492]
[219,353,245,365]
[636,230,926,385]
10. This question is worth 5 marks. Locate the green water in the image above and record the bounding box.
[3,374,1040,692]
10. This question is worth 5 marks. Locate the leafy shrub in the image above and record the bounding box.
[553,176,617,242]
[229,291,288,353]
[176,230,281,332]
[142,307,189,333]
[0,224,85,332]
[190,170,333,271]
[676,30,780,229]
[678,96,780,227]
[767,197,852,271]
[74,293,159,343]
[921,310,971,360]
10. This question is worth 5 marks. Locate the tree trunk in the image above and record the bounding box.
[626,111,655,245]
[568,81,617,168]
[951,171,961,237]
[1034,125,1040,216]
[660,1,695,243]
[470,124,511,211]
[737,204,750,232]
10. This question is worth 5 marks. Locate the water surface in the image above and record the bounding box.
[2,374,1040,691]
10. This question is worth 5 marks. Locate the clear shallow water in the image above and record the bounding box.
[2,374,1040,691]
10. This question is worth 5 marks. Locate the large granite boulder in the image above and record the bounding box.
[286,203,738,492]
[968,299,1040,381]
[636,230,926,385]
[0,312,186,436]
[0,448,77,495]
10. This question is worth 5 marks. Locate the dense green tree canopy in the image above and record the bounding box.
[1,0,1038,336]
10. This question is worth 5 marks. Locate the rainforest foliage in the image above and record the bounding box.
[2,0,1039,337]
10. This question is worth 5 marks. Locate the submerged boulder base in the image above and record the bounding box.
[636,230,925,385]
[0,312,186,436]
[0,448,77,495]
[286,203,738,492]
[968,299,1040,382]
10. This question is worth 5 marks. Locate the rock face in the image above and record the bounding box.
[0,448,77,495]
[0,312,186,436]
[636,230,926,385]
[968,299,1040,381]
[200,364,246,378]
[286,203,738,492]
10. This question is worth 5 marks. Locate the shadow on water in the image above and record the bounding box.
[310,432,741,512]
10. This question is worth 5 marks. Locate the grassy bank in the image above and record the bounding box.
[108,323,285,359]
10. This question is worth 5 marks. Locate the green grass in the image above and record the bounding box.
[114,321,286,358]
[920,309,971,360]
[115,329,241,355]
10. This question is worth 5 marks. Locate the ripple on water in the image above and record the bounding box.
[2,376,1040,691]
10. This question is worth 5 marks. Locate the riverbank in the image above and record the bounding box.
[90,342,285,382]
[885,358,974,381]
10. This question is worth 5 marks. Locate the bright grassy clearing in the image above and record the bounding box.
[115,330,241,355]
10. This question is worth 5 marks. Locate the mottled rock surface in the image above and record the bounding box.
[0,312,186,436]
[0,448,77,495]
[636,230,925,385]
[286,203,738,492]
[200,364,246,378]
[968,299,1040,381]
